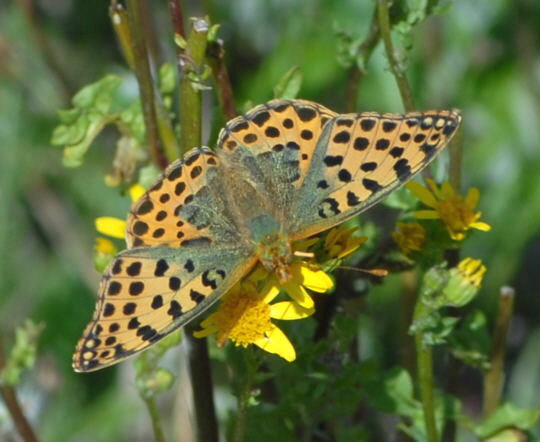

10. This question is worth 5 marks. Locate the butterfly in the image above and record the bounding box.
[73,99,461,372]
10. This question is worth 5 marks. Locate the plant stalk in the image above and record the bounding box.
[483,286,515,417]
[415,334,439,442]
[0,338,39,442]
[125,0,169,169]
[142,395,166,442]
[345,9,380,112]
[185,326,219,442]
[377,0,415,113]
[207,40,237,120]
[179,18,210,154]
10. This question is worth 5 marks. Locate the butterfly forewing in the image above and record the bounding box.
[291,110,462,238]
[73,245,256,372]
[127,147,239,248]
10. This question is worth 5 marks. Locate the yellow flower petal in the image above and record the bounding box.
[193,325,218,338]
[407,181,438,208]
[270,302,314,320]
[94,237,116,254]
[254,324,296,362]
[260,282,281,304]
[129,184,146,202]
[440,181,455,198]
[412,210,440,220]
[465,187,480,208]
[297,265,334,293]
[95,217,126,239]
[282,282,314,309]
[470,221,491,232]
[294,236,320,251]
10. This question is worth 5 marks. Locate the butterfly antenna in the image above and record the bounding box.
[338,266,389,278]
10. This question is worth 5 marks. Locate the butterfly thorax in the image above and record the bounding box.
[256,232,293,283]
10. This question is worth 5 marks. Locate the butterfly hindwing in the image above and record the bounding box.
[127,147,240,248]
[73,245,256,372]
[291,110,462,238]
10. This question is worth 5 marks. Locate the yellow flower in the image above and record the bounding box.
[95,184,146,239]
[392,222,426,255]
[94,237,117,255]
[324,225,367,259]
[457,257,486,289]
[129,183,146,201]
[271,261,334,309]
[407,179,491,241]
[95,216,126,239]
[94,237,118,272]
[194,280,314,361]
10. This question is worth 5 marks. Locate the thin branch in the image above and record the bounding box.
[178,18,210,154]
[168,0,186,40]
[415,335,439,442]
[125,0,169,169]
[233,349,258,442]
[207,40,237,120]
[142,396,166,442]
[184,326,219,442]
[345,10,380,113]
[483,286,515,417]
[377,0,415,113]
[0,338,39,442]
[448,123,464,192]
[15,0,74,100]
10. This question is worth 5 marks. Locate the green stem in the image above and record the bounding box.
[400,270,418,377]
[483,286,515,417]
[448,124,464,192]
[185,326,219,442]
[125,0,171,169]
[344,9,380,113]
[415,334,439,442]
[142,396,166,442]
[0,338,39,442]
[233,349,258,442]
[179,18,210,154]
[377,0,415,112]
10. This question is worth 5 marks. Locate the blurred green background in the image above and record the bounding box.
[1,0,540,441]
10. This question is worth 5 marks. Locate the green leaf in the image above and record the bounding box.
[363,367,420,416]
[273,66,303,99]
[449,310,491,370]
[51,75,123,167]
[475,403,540,439]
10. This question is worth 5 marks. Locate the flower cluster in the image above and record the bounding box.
[393,179,491,256]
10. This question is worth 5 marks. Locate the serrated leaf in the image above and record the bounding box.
[273,66,303,99]
[51,75,124,167]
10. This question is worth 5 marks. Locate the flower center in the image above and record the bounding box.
[436,196,475,234]
[213,290,273,347]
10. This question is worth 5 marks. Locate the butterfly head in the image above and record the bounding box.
[256,233,293,284]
